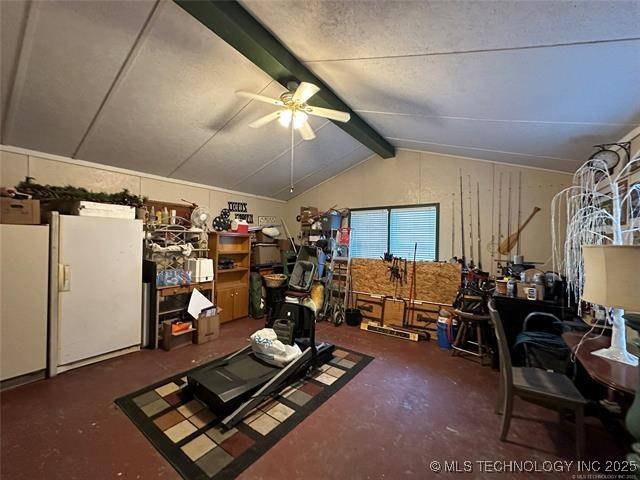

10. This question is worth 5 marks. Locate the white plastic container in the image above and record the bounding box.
[187,258,214,282]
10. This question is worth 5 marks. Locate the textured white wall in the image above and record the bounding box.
[0,146,286,224]
[285,149,572,274]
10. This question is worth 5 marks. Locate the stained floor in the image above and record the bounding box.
[0,318,625,479]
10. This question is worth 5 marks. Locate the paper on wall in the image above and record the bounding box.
[188,288,214,320]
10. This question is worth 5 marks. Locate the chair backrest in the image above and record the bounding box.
[488,299,513,392]
[522,312,564,335]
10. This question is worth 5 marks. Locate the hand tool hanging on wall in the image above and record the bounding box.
[393,257,400,298]
[516,172,522,256]
[459,170,466,267]
[498,206,541,255]
[408,242,418,325]
[476,182,482,270]
[403,258,408,285]
[382,254,407,295]
[468,175,474,268]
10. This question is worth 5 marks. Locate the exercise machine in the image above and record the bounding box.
[188,299,333,428]
[188,249,334,429]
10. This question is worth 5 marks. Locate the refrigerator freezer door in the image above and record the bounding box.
[0,225,49,381]
[57,215,142,366]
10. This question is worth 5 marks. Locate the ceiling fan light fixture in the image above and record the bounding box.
[278,109,293,127]
[292,110,308,129]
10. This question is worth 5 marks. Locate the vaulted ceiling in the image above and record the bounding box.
[2,1,639,200]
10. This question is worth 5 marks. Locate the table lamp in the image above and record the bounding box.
[581,245,640,367]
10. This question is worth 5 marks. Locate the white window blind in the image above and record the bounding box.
[389,206,438,260]
[349,205,439,260]
[350,209,388,259]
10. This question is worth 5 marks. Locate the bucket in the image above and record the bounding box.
[345,308,362,326]
[437,316,458,349]
[495,279,508,296]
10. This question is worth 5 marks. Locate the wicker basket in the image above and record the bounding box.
[263,273,287,288]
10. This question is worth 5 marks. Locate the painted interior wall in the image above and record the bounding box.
[3,137,637,272]
[285,149,573,274]
[0,146,287,224]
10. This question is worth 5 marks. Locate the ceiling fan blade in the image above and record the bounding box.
[292,82,320,104]
[305,106,350,123]
[248,111,281,128]
[236,91,283,106]
[298,121,316,141]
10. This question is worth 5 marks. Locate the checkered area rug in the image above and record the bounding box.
[116,347,372,480]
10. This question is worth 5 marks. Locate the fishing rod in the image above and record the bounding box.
[459,169,466,267]
[516,171,522,256]
[507,172,512,259]
[451,194,455,261]
[497,172,503,265]
[468,175,474,268]
[490,173,496,273]
[476,181,482,270]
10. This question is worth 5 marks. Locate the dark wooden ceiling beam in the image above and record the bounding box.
[174,0,395,158]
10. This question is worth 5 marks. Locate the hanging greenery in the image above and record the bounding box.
[16,177,147,207]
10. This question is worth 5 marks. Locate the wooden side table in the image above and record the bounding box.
[562,331,637,395]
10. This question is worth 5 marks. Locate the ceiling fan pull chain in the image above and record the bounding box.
[290,120,295,193]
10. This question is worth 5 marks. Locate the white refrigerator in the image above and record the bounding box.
[49,213,143,375]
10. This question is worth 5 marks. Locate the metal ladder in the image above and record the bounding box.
[324,229,351,324]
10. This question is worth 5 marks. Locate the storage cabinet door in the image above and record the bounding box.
[233,287,248,319]
[217,288,235,323]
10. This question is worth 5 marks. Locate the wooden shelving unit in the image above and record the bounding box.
[143,260,214,350]
[209,232,250,323]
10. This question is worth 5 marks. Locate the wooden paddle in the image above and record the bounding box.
[498,206,541,255]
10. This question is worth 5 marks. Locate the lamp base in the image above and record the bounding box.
[591,346,638,366]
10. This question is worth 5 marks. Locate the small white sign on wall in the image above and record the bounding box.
[258,216,278,226]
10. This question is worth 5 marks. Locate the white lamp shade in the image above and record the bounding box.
[582,245,640,312]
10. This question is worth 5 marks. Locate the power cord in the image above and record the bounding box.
[570,309,609,363]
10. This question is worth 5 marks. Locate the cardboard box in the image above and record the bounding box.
[194,312,220,344]
[255,231,277,244]
[0,198,40,225]
[252,244,282,266]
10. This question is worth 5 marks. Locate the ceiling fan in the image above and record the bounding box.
[236,81,351,140]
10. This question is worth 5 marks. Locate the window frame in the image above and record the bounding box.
[348,203,440,261]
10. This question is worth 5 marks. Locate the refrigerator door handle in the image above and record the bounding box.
[58,264,71,292]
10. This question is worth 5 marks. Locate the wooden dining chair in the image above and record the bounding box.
[488,300,587,459]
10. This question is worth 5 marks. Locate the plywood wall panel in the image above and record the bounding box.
[351,258,460,304]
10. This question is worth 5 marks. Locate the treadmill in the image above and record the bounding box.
[188,296,334,429]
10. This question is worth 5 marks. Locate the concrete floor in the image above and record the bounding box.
[0,317,624,479]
